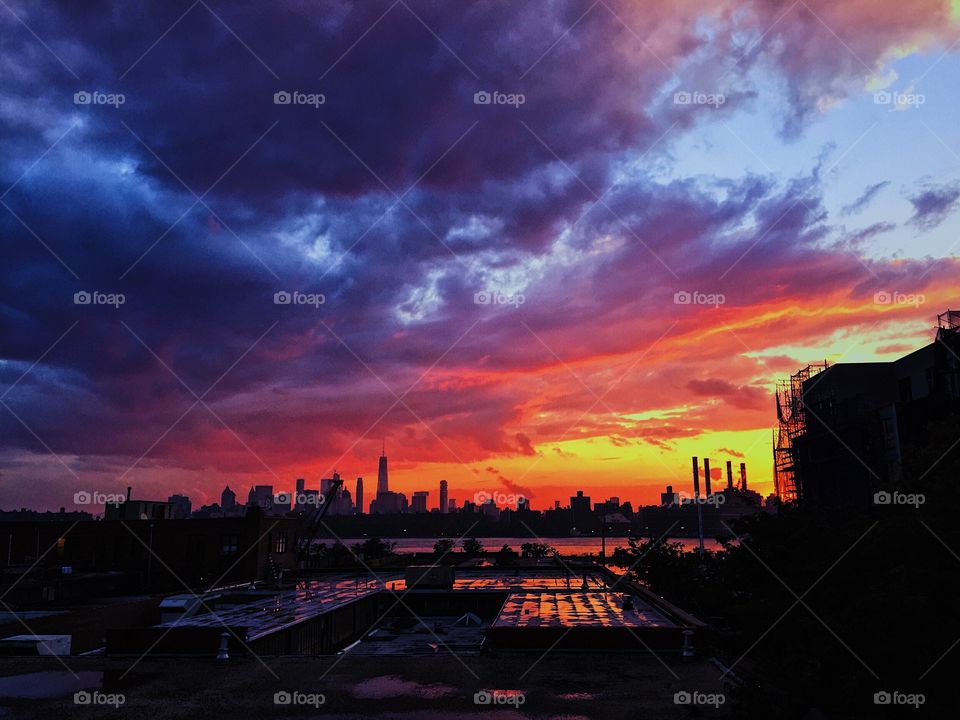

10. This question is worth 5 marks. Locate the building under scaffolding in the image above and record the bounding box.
[774,362,828,502]
[773,310,960,506]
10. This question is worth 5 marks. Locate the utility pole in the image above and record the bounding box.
[692,456,704,556]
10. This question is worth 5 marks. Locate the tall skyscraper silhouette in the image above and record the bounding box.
[377,442,389,495]
[439,479,448,514]
[355,477,363,515]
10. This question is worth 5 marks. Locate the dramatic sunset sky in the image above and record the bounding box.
[2,0,960,511]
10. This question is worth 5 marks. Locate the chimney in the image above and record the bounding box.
[740,462,747,491]
[726,460,734,490]
[691,456,700,498]
[703,458,712,496]
[126,486,132,502]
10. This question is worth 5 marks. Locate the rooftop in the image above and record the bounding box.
[157,574,400,640]
[492,590,675,629]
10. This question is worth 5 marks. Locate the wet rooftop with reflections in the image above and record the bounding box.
[492,591,675,628]
[157,574,402,640]
[154,569,655,640]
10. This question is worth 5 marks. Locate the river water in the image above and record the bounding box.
[345,536,724,555]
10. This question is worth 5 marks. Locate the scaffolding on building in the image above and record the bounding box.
[938,310,960,333]
[773,362,829,502]
[936,310,960,400]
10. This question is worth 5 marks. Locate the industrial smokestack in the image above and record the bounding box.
[726,460,734,490]
[703,458,712,496]
[691,456,700,498]
[740,462,747,491]
[126,486,131,502]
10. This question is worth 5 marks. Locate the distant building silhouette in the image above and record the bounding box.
[105,495,175,521]
[221,485,236,511]
[411,491,428,513]
[660,485,680,506]
[167,494,191,519]
[439,480,448,514]
[570,490,592,531]
[355,477,363,515]
[370,491,407,514]
[248,485,274,511]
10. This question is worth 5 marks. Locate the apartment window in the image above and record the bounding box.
[221,534,239,556]
[276,532,288,554]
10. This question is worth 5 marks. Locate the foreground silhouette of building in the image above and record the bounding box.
[775,309,960,507]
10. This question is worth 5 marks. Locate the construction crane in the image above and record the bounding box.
[295,476,344,571]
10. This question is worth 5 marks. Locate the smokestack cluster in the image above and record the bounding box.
[694,455,749,496]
